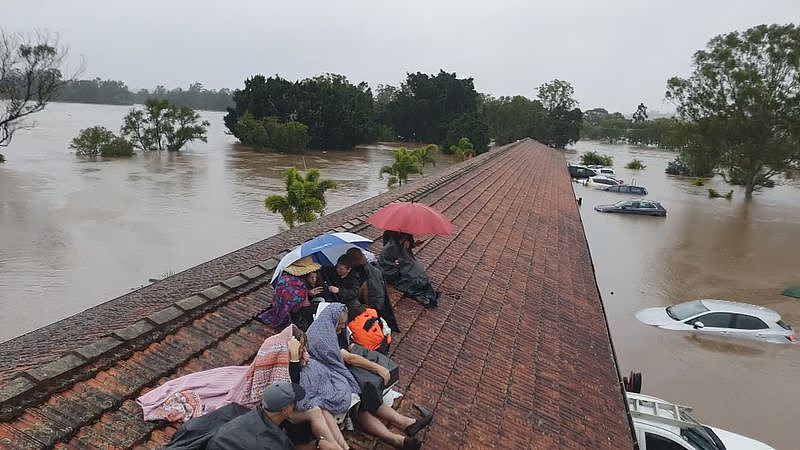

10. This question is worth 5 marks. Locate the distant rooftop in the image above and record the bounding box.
[0,139,635,449]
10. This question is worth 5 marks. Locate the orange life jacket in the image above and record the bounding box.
[348,307,391,351]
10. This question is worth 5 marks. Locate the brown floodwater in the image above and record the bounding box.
[0,102,453,343]
[572,141,800,449]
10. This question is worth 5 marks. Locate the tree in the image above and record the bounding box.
[632,103,648,123]
[70,126,133,157]
[386,70,479,143]
[380,147,421,187]
[666,24,800,199]
[121,98,209,152]
[535,80,582,148]
[580,151,613,166]
[450,137,475,161]
[537,79,578,112]
[411,144,439,173]
[265,168,337,228]
[482,95,546,145]
[445,112,490,154]
[0,31,74,160]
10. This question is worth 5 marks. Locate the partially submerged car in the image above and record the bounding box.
[636,299,797,344]
[604,184,648,195]
[587,165,616,176]
[594,199,666,216]
[567,163,597,179]
[628,392,776,449]
[583,175,624,189]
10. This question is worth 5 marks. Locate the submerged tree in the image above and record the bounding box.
[632,103,648,123]
[70,126,133,157]
[265,168,337,228]
[0,30,75,160]
[121,98,209,152]
[411,144,439,173]
[380,147,422,187]
[666,24,800,199]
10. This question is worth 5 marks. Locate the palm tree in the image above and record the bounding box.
[265,167,337,228]
[412,144,439,174]
[450,137,475,162]
[380,147,422,187]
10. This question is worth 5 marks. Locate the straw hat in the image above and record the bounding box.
[285,256,321,276]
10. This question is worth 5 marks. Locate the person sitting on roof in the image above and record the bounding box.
[344,248,399,332]
[140,325,348,450]
[259,256,325,331]
[378,231,440,308]
[345,301,392,354]
[297,303,432,450]
[206,381,316,450]
[320,255,361,305]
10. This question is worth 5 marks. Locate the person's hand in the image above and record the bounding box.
[287,337,301,361]
[379,367,391,385]
[310,286,324,296]
[328,285,340,294]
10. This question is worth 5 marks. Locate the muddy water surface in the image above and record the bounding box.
[0,103,453,343]
[572,141,800,449]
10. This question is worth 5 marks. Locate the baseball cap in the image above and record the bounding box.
[261,381,306,412]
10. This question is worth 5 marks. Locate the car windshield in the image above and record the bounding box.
[666,301,709,320]
[778,319,792,330]
[680,426,724,450]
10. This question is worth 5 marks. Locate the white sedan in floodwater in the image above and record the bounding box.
[636,299,797,344]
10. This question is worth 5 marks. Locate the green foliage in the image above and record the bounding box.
[235,112,309,153]
[691,178,705,186]
[450,137,475,162]
[412,144,439,173]
[666,24,800,199]
[445,112,489,153]
[708,189,733,200]
[380,147,422,187]
[537,79,578,111]
[632,103,648,123]
[121,99,209,152]
[580,151,613,166]
[625,159,646,170]
[70,126,133,157]
[265,167,336,228]
[225,74,374,150]
[372,124,395,141]
[385,70,479,144]
[481,95,546,145]
[0,153,5,163]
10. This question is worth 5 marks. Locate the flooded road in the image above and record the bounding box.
[0,103,453,343]
[572,141,800,449]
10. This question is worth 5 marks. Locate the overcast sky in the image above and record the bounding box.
[5,0,799,113]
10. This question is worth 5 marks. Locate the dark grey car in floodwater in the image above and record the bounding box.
[604,184,648,195]
[594,199,666,216]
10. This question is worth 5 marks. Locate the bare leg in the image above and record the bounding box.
[356,410,405,447]
[289,407,344,450]
[374,404,415,429]
[321,409,349,449]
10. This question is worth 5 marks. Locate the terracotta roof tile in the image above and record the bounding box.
[0,139,635,449]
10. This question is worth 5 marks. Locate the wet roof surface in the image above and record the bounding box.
[0,139,635,449]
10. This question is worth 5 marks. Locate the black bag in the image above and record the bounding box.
[347,344,399,413]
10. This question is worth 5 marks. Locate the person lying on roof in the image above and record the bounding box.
[378,231,440,308]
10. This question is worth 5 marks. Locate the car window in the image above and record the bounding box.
[630,202,641,208]
[645,432,689,450]
[688,312,734,328]
[599,179,615,185]
[640,202,656,209]
[618,186,630,193]
[732,314,769,330]
[607,185,619,192]
[667,301,710,320]
[634,187,646,195]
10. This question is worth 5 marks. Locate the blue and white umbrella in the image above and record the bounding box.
[270,232,373,285]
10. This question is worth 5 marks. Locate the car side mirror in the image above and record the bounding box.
[693,321,705,329]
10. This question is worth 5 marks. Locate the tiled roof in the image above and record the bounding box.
[0,139,635,449]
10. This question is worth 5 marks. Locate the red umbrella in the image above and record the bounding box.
[367,201,454,236]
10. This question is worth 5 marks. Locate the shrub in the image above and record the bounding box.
[71,126,133,157]
[691,178,705,186]
[235,112,309,153]
[708,189,733,200]
[580,151,613,166]
[625,159,646,170]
